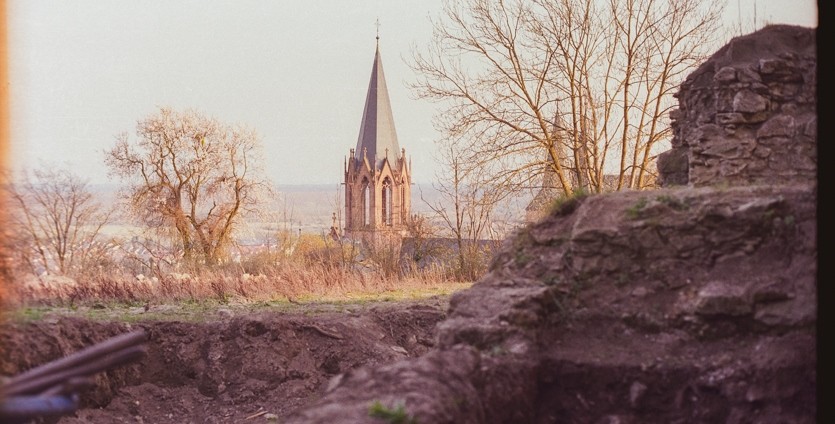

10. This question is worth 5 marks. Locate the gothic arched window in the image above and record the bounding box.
[382,177,393,226]
[401,185,406,223]
[361,177,370,226]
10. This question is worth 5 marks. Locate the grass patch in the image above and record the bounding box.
[300,282,472,304]
[655,194,688,211]
[5,306,52,322]
[626,197,649,219]
[3,299,224,323]
[6,260,474,307]
[4,233,487,321]
[547,188,590,217]
[368,400,416,424]
[2,281,473,323]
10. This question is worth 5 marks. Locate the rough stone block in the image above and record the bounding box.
[759,58,803,82]
[733,90,769,113]
[754,301,814,327]
[768,82,801,99]
[716,113,746,125]
[737,66,762,83]
[669,108,683,121]
[714,66,737,82]
[803,117,816,137]
[752,146,771,159]
[657,149,689,187]
[695,281,752,316]
[757,114,797,139]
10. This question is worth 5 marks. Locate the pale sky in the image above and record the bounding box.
[7,1,818,186]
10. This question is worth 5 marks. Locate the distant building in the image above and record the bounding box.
[343,37,411,242]
[524,111,592,223]
[525,162,564,223]
[525,167,620,223]
[524,112,619,222]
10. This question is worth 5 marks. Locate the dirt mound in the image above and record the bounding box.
[0,301,446,423]
[286,184,816,423]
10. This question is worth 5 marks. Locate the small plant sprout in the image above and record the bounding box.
[626,197,649,219]
[368,400,417,424]
[548,187,590,217]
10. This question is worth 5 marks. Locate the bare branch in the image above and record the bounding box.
[104,108,273,265]
[409,0,724,201]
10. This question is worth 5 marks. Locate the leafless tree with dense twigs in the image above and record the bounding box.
[5,166,115,278]
[410,0,724,196]
[105,107,273,265]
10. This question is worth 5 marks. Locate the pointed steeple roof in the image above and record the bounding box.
[354,42,400,168]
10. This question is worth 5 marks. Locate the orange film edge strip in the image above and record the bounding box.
[1,0,10,307]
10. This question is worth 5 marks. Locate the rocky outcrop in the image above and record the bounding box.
[289,184,815,423]
[288,25,816,424]
[658,25,816,187]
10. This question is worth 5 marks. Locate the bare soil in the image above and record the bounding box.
[0,298,447,423]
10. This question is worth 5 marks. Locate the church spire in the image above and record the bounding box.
[344,31,412,240]
[354,33,400,169]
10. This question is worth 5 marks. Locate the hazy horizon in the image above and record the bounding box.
[84,181,530,239]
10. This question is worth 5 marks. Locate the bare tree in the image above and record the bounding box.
[105,107,272,265]
[410,0,723,195]
[402,214,438,270]
[6,166,114,277]
[423,142,503,280]
[362,233,404,278]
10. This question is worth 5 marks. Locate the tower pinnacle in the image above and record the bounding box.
[353,36,400,168]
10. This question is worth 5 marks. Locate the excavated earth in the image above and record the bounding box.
[0,300,447,423]
[285,184,817,424]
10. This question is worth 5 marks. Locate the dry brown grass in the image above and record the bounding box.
[3,228,493,309]
[4,260,468,308]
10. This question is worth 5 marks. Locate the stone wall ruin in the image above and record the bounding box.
[658,25,816,187]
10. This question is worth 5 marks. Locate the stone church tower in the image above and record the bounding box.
[343,39,411,240]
